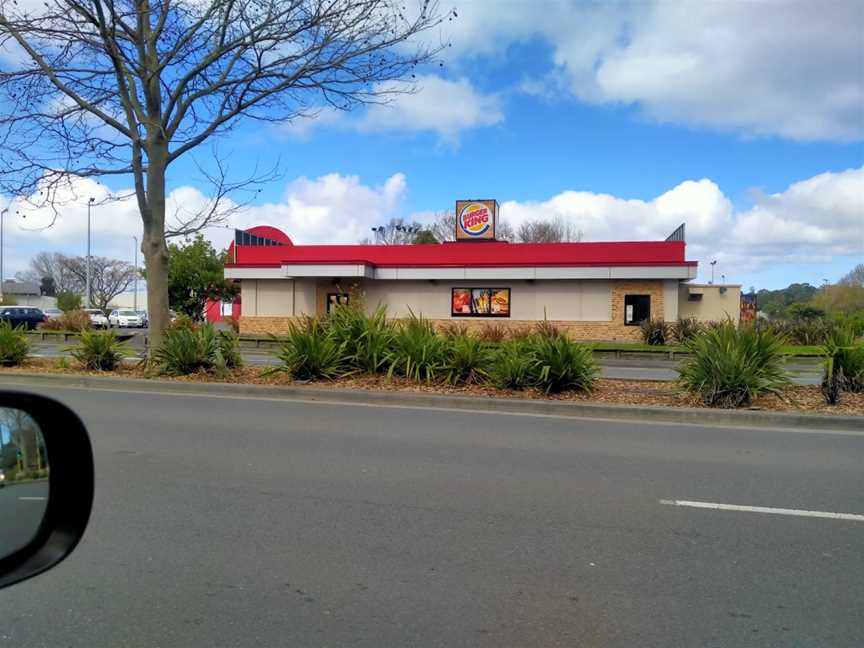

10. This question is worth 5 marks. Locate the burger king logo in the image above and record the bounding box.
[458,202,492,237]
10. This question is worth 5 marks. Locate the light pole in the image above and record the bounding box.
[710,260,717,285]
[133,235,139,311]
[0,206,7,300]
[86,197,94,308]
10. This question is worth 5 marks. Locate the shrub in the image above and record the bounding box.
[0,320,30,366]
[764,318,831,346]
[507,325,534,340]
[68,330,128,370]
[489,338,536,390]
[476,322,508,342]
[821,325,864,403]
[266,317,349,380]
[56,291,82,312]
[387,315,446,383]
[678,322,790,408]
[40,309,92,332]
[168,313,198,332]
[53,356,71,369]
[217,329,243,369]
[534,319,562,339]
[439,321,469,339]
[327,304,395,374]
[640,318,670,345]
[529,335,598,394]
[154,323,239,375]
[671,317,703,344]
[443,334,491,385]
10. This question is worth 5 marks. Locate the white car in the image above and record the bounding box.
[83,309,109,329]
[108,309,144,328]
[42,308,63,320]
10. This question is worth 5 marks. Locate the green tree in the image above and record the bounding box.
[56,291,83,312]
[167,236,237,321]
[412,229,439,244]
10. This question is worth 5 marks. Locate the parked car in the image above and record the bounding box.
[0,306,45,330]
[83,308,109,329]
[0,469,5,488]
[138,311,148,327]
[42,308,63,320]
[108,309,144,328]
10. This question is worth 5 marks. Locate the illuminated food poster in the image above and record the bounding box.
[452,289,472,315]
[451,288,510,317]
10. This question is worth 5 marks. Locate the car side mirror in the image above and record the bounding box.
[0,392,94,590]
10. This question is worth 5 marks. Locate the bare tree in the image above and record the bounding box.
[516,216,582,243]
[838,263,864,287]
[17,251,82,293]
[0,0,448,347]
[165,152,280,240]
[19,252,136,309]
[427,209,515,242]
[362,217,425,244]
[57,255,138,311]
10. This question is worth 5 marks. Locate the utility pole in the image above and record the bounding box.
[133,235,139,311]
[86,197,94,308]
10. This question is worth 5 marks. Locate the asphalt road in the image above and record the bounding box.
[0,480,49,556]
[0,385,862,647]
[28,334,823,384]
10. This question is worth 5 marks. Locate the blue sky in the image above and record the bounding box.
[3,0,862,291]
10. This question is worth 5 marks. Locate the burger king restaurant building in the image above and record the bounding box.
[225,202,705,341]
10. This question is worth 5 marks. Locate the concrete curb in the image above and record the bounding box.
[0,371,859,432]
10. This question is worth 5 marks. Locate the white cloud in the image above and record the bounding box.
[205,172,408,250]
[283,75,502,143]
[4,168,860,288]
[357,76,502,143]
[494,166,863,281]
[444,0,863,141]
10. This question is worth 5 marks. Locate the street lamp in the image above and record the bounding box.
[133,235,139,311]
[0,206,8,300]
[709,260,717,285]
[370,225,385,244]
[86,197,94,308]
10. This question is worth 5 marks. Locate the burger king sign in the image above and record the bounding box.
[455,199,498,240]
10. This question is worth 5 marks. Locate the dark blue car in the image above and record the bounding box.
[0,306,46,330]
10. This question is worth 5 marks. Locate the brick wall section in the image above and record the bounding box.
[240,279,666,341]
[240,316,297,336]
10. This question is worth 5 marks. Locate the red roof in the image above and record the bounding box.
[227,231,695,268]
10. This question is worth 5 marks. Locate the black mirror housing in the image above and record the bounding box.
[0,392,94,590]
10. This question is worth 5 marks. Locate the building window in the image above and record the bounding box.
[451,288,510,317]
[624,294,650,325]
[326,293,349,314]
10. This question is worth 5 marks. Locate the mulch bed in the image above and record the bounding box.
[2,359,862,417]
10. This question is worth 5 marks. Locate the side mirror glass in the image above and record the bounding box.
[0,409,49,559]
[0,393,93,590]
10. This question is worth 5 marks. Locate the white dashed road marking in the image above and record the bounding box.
[660,499,864,522]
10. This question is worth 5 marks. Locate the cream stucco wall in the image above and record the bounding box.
[678,284,741,323]
[241,279,316,317]
[359,280,612,321]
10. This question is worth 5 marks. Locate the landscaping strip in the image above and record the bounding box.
[0,371,859,432]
